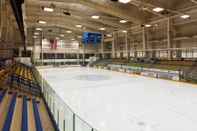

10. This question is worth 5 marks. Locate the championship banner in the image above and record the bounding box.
[49,39,57,50]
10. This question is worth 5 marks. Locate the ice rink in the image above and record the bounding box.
[39,67,197,131]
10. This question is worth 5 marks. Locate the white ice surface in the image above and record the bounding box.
[39,67,197,131]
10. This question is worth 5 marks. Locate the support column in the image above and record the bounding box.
[63,52,66,59]
[125,32,129,59]
[82,43,85,64]
[9,19,14,44]
[112,32,115,58]
[142,27,147,58]
[32,37,36,64]
[101,33,104,59]
[19,47,22,57]
[176,42,181,59]
[5,2,9,42]
[167,18,173,60]
[41,32,44,65]
[77,53,80,64]
[64,53,66,65]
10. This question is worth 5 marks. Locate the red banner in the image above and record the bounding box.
[50,39,57,50]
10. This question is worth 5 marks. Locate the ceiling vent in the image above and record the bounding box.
[160,10,170,15]
[63,11,71,16]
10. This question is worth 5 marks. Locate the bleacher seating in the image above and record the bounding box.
[0,89,56,131]
[0,62,57,131]
[0,68,10,85]
[10,63,41,96]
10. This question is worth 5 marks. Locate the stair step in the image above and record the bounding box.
[2,93,17,131]
[0,91,13,130]
[28,99,36,131]
[32,99,43,131]
[10,95,23,131]
[39,100,55,131]
[21,96,28,131]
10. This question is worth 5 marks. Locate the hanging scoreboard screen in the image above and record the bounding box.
[82,32,102,45]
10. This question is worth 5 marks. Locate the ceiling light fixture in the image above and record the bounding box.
[35,28,42,31]
[107,34,112,37]
[76,24,82,28]
[153,7,164,12]
[38,20,46,24]
[99,28,106,31]
[118,0,131,4]
[34,32,39,35]
[145,24,152,27]
[66,30,72,33]
[91,15,100,19]
[181,14,190,19]
[43,7,54,12]
[122,30,127,33]
[120,20,127,23]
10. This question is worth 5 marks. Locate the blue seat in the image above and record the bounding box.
[21,96,28,131]
[2,93,17,131]
[32,99,43,131]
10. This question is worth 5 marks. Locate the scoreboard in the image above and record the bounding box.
[82,32,102,45]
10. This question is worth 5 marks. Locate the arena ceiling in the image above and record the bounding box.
[24,0,197,44]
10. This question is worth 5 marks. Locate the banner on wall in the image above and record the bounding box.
[49,39,57,50]
[42,39,79,51]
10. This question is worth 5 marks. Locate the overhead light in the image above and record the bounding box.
[107,34,112,37]
[43,7,54,12]
[33,36,37,38]
[38,20,46,24]
[76,24,82,28]
[34,32,39,35]
[153,7,164,12]
[181,14,190,19]
[60,34,64,37]
[99,28,106,31]
[91,15,100,19]
[120,20,127,23]
[77,36,82,38]
[66,30,72,33]
[71,38,75,41]
[145,24,152,27]
[35,28,42,31]
[118,0,131,4]
[122,30,127,33]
